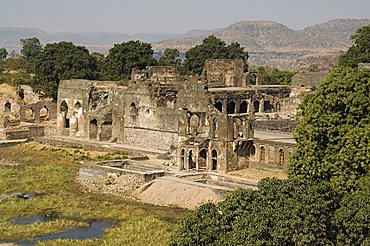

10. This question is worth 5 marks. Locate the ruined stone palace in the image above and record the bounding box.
[55,59,311,173]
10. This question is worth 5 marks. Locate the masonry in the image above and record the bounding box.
[55,59,313,173]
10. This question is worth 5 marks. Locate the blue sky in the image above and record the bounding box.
[2,0,370,33]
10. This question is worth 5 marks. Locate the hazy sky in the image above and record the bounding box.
[2,0,370,34]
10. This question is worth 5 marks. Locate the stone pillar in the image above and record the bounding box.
[69,116,78,137]
[259,98,264,113]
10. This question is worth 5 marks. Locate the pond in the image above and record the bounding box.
[0,216,112,246]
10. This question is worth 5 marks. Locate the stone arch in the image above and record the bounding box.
[100,113,113,142]
[253,100,260,113]
[260,146,266,162]
[60,100,69,128]
[211,149,218,171]
[25,108,34,121]
[227,101,236,114]
[214,101,223,113]
[190,114,200,135]
[90,119,98,140]
[39,106,48,120]
[4,102,11,112]
[279,149,285,165]
[240,100,248,114]
[130,101,138,117]
[188,150,195,169]
[264,100,272,113]
[199,149,207,169]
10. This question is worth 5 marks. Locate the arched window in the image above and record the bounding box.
[74,101,82,110]
[211,150,218,170]
[240,100,248,114]
[227,101,236,114]
[60,101,68,112]
[279,149,285,165]
[199,149,207,169]
[214,101,223,113]
[4,102,11,112]
[188,150,195,169]
[260,146,266,161]
[253,100,260,113]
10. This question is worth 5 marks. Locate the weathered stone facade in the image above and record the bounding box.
[56,59,311,173]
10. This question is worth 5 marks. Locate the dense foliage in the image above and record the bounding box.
[184,36,248,75]
[251,66,295,85]
[20,37,42,61]
[32,41,97,98]
[100,40,156,80]
[289,67,370,193]
[339,24,370,67]
[157,48,182,70]
[0,48,7,60]
[171,178,365,245]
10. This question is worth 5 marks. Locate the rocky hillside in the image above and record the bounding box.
[153,19,370,69]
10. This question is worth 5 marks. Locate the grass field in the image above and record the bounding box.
[0,142,186,246]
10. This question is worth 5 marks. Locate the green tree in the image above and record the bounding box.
[289,67,370,193]
[100,41,156,80]
[32,41,97,99]
[252,66,295,85]
[171,178,339,245]
[0,48,8,60]
[184,36,248,75]
[158,48,182,68]
[20,37,42,60]
[339,24,370,67]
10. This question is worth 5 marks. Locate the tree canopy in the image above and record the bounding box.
[0,48,7,60]
[157,48,182,69]
[184,36,248,75]
[251,66,295,85]
[20,37,42,61]
[288,67,370,193]
[32,41,97,99]
[100,40,156,80]
[339,24,370,67]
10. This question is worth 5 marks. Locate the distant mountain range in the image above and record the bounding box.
[1,18,370,69]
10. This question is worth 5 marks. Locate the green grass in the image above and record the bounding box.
[0,142,186,245]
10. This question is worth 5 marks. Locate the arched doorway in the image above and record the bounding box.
[260,146,266,161]
[90,119,98,140]
[279,149,285,165]
[253,100,260,113]
[240,100,248,113]
[264,101,272,113]
[60,101,69,128]
[227,101,236,114]
[211,150,218,171]
[188,150,195,169]
[199,149,207,169]
[4,102,11,112]
[214,101,223,113]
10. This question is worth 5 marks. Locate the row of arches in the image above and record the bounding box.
[214,100,281,114]
[59,100,82,129]
[180,149,218,171]
[259,146,285,165]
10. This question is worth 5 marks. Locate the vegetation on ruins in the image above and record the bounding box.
[0,142,185,245]
[339,24,370,67]
[0,48,7,60]
[170,25,370,245]
[100,40,156,80]
[251,66,295,85]
[32,41,98,99]
[183,36,248,75]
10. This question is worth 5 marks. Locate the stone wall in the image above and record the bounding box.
[254,119,298,133]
